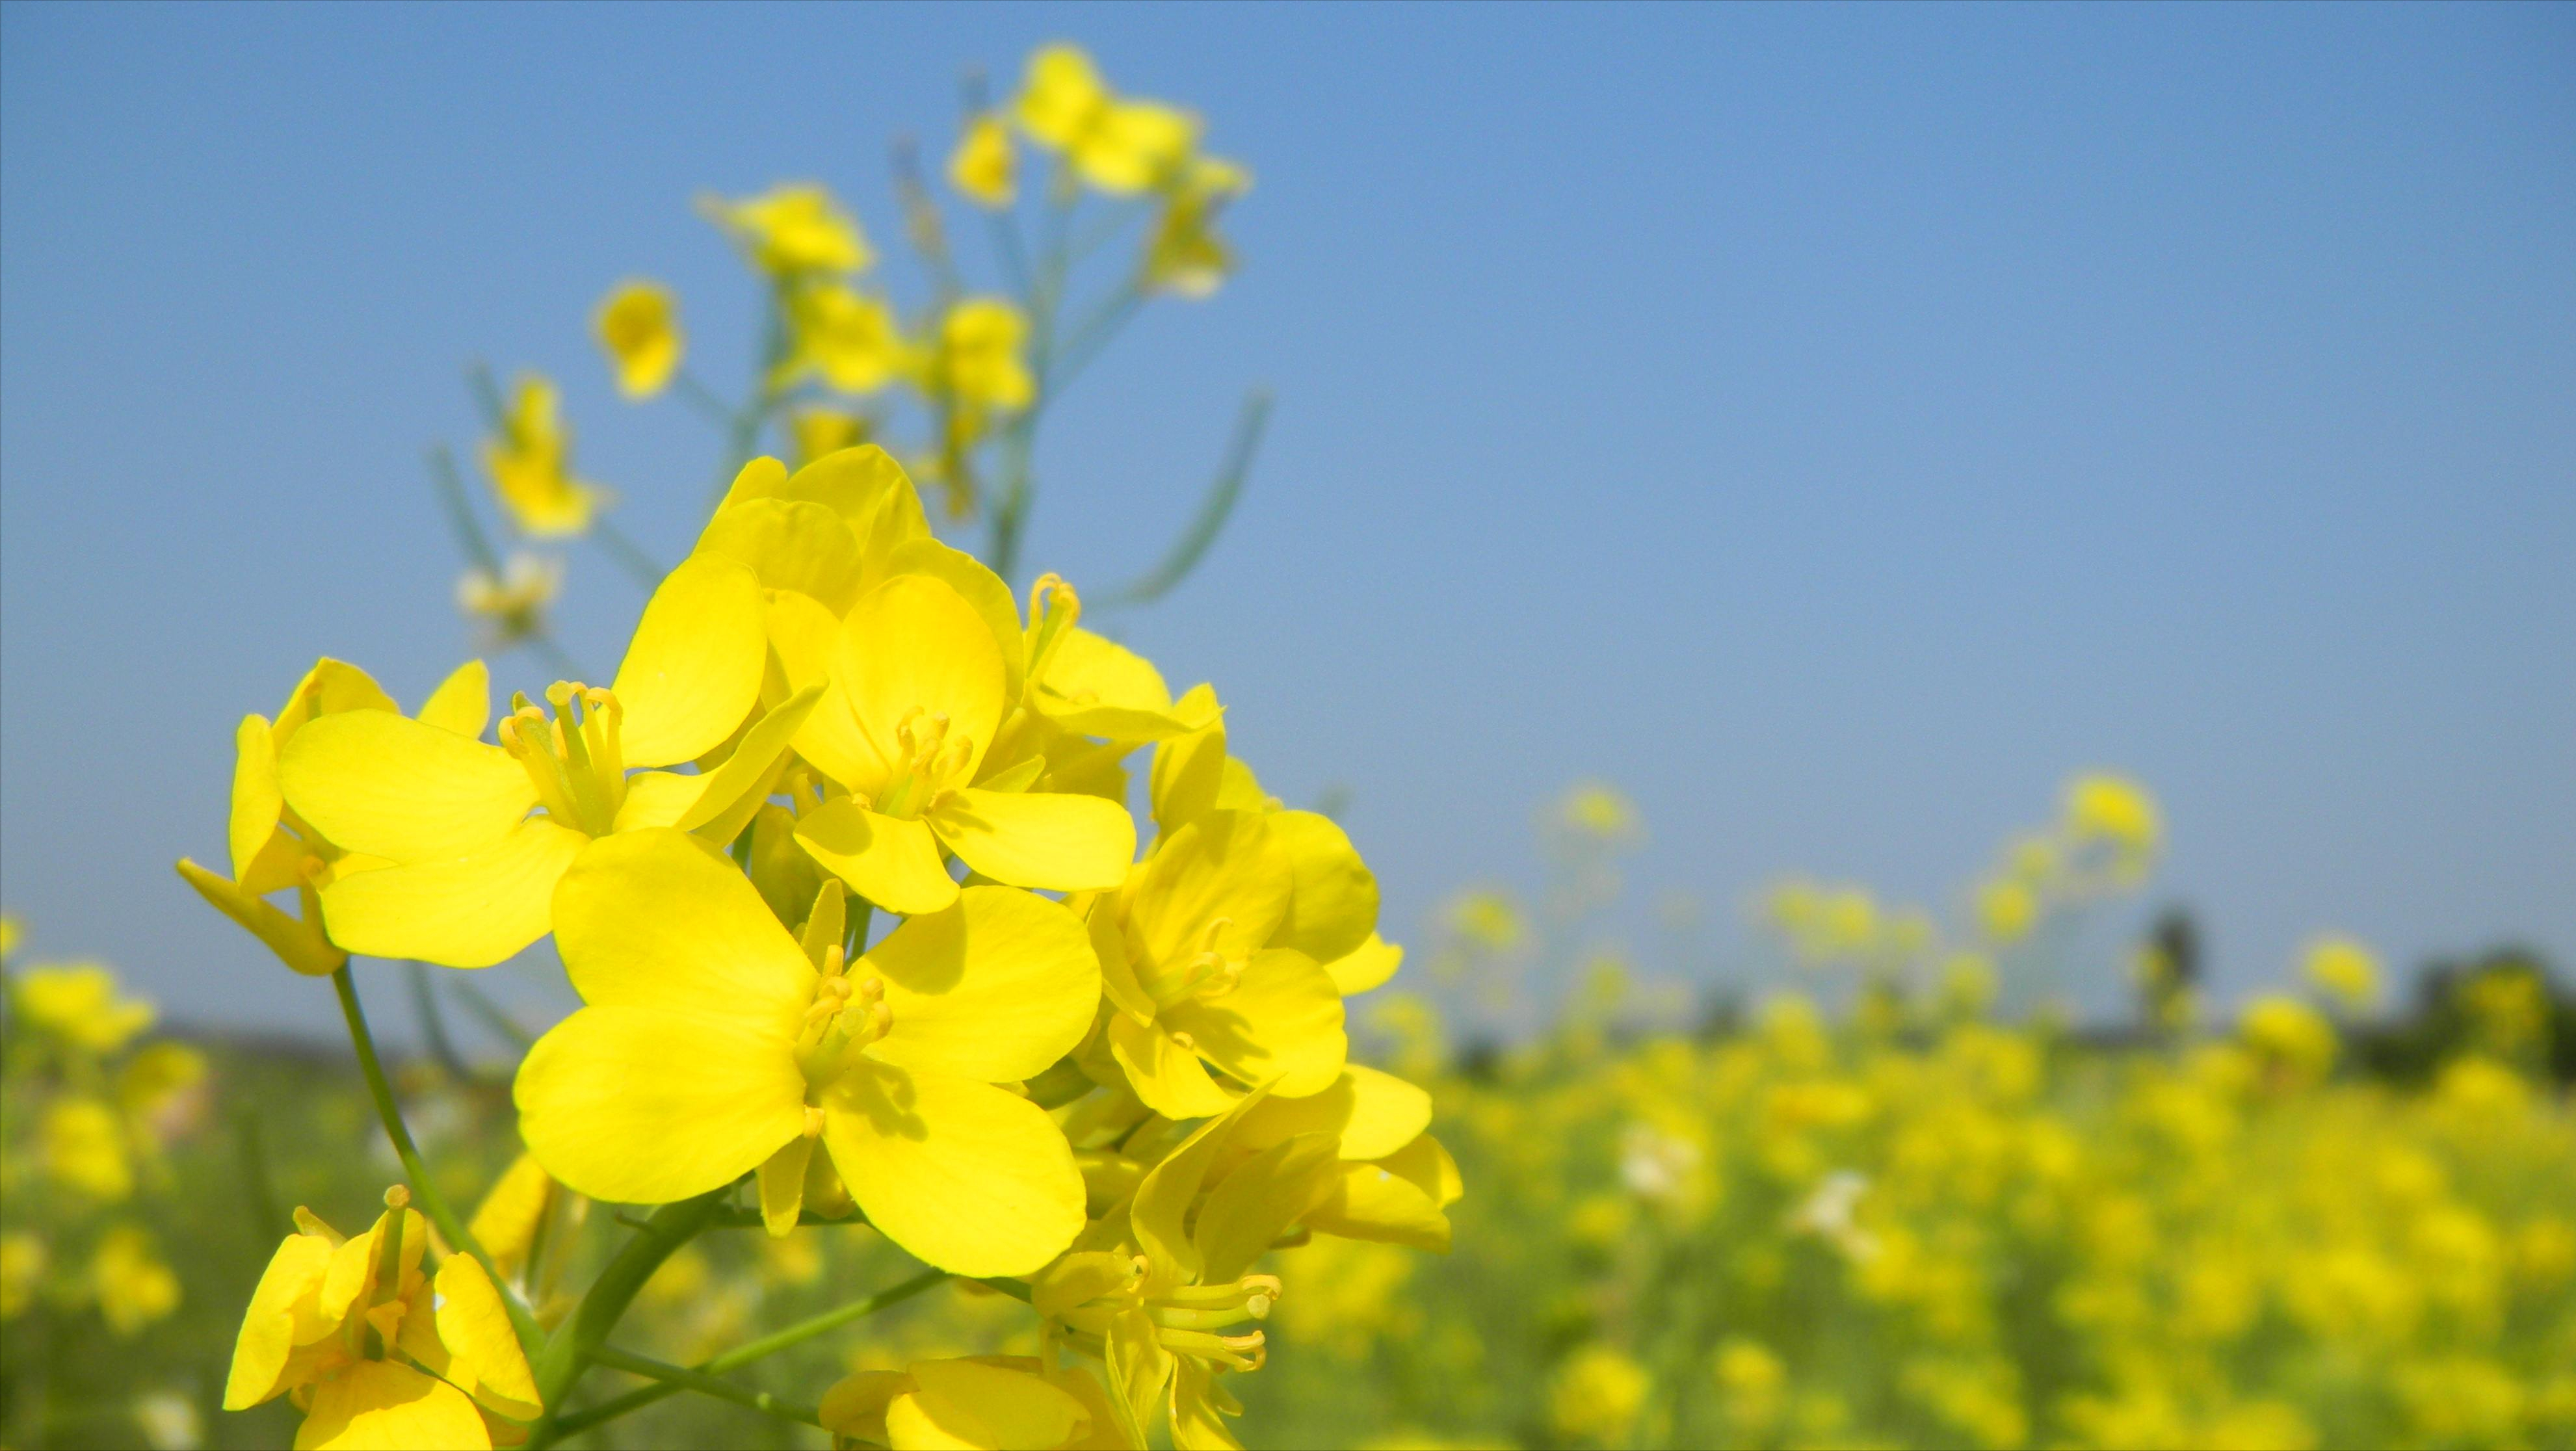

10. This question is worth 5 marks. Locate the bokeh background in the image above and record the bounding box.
[4,1,2571,1041]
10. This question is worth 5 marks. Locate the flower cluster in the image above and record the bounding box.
[0,922,201,1346]
[183,445,1450,1449]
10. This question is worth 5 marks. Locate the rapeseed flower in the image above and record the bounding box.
[821,1357,1106,1450]
[593,279,683,399]
[12,962,154,1052]
[454,551,563,648]
[512,830,1097,1275]
[782,280,904,395]
[90,1225,179,1336]
[705,182,872,276]
[225,1187,539,1450]
[482,374,607,538]
[274,557,791,966]
[1016,44,1198,196]
[2303,934,2381,1010]
[949,112,1016,209]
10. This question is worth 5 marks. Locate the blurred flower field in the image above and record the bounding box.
[5,34,2573,1451]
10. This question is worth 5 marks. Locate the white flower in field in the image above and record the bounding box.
[1791,1170,1881,1261]
[1618,1123,1700,1201]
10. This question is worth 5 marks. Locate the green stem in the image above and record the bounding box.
[427,445,503,575]
[447,976,536,1051]
[233,1103,282,1243]
[526,1189,728,1446]
[1099,389,1273,608]
[671,370,737,429]
[330,967,544,1355]
[543,1267,947,1439]
[589,1344,822,1428]
[406,960,469,1080]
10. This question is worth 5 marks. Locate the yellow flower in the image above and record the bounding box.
[482,374,608,538]
[1145,156,1251,300]
[949,112,1016,209]
[2239,994,2337,1083]
[925,297,1036,413]
[1016,44,1198,195]
[177,657,484,977]
[791,406,871,465]
[1555,781,1640,843]
[1549,1344,1649,1446]
[821,1357,1104,1450]
[511,830,1097,1275]
[41,1096,133,1200]
[2302,934,2380,1010]
[2064,773,2161,879]
[1,1233,46,1320]
[0,912,19,960]
[1089,811,1348,1118]
[273,557,795,966]
[788,569,1136,917]
[781,280,904,395]
[91,1225,180,1337]
[705,181,871,276]
[455,551,564,646]
[12,962,154,1052]
[224,1188,539,1449]
[1977,876,2039,945]
[592,279,683,398]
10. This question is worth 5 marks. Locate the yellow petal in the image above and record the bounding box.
[225,1232,335,1409]
[925,789,1135,894]
[1159,949,1346,1099]
[177,859,345,976]
[1109,1013,1240,1121]
[278,712,535,863]
[1031,630,1213,742]
[1124,812,1290,974]
[777,445,917,538]
[695,499,865,615]
[864,887,1099,1083]
[823,1062,1083,1276]
[432,1254,541,1420]
[1170,1357,1242,1451]
[1268,810,1378,963]
[1302,1158,1451,1253]
[1324,934,1404,997]
[769,590,885,792]
[516,1006,804,1205]
[820,1370,910,1444]
[886,538,1027,701]
[1131,1088,1274,1285]
[676,685,822,841]
[1193,1131,1339,1284]
[314,818,585,968]
[835,575,1004,785]
[899,1360,1088,1451]
[1087,896,1157,1023]
[271,657,401,742]
[1231,1065,1432,1162]
[1146,695,1226,835]
[550,828,814,1034]
[611,553,767,768]
[229,714,285,883]
[796,802,958,915]
[416,660,492,740]
[606,770,700,832]
[294,1359,491,1450]
[757,1136,813,1237]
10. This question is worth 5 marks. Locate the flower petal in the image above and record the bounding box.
[835,575,1005,783]
[415,660,492,740]
[516,1006,804,1205]
[902,1360,1088,1451]
[1193,1132,1339,1284]
[293,1359,490,1451]
[926,789,1134,894]
[1160,948,1346,1099]
[611,553,767,768]
[1124,811,1291,980]
[270,657,400,742]
[278,712,534,863]
[607,770,699,833]
[865,886,1099,1083]
[1323,934,1404,997]
[696,498,865,615]
[1109,1013,1240,1121]
[887,538,1027,701]
[224,1232,335,1409]
[314,818,585,968]
[228,714,289,884]
[796,802,958,916]
[550,828,813,1033]
[1032,630,1215,742]
[769,590,887,793]
[1268,809,1378,963]
[676,685,822,841]
[823,1062,1084,1276]
[1230,1064,1432,1162]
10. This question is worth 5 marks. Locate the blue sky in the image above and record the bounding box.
[3,3,2569,1043]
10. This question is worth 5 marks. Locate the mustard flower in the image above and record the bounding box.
[781,280,904,395]
[2303,934,2382,1011]
[11,962,154,1052]
[0,1233,42,1320]
[949,112,1016,209]
[592,279,683,399]
[90,1225,179,1337]
[925,297,1036,413]
[454,551,562,647]
[821,1357,1109,1450]
[225,1188,539,1449]
[482,374,609,538]
[705,181,873,276]
[1016,44,1198,196]
[512,830,1099,1275]
[275,557,796,966]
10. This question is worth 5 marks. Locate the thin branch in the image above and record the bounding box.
[1099,389,1274,608]
[588,1345,821,1429]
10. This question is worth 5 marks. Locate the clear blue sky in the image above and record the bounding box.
[4,3,2569,1043]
